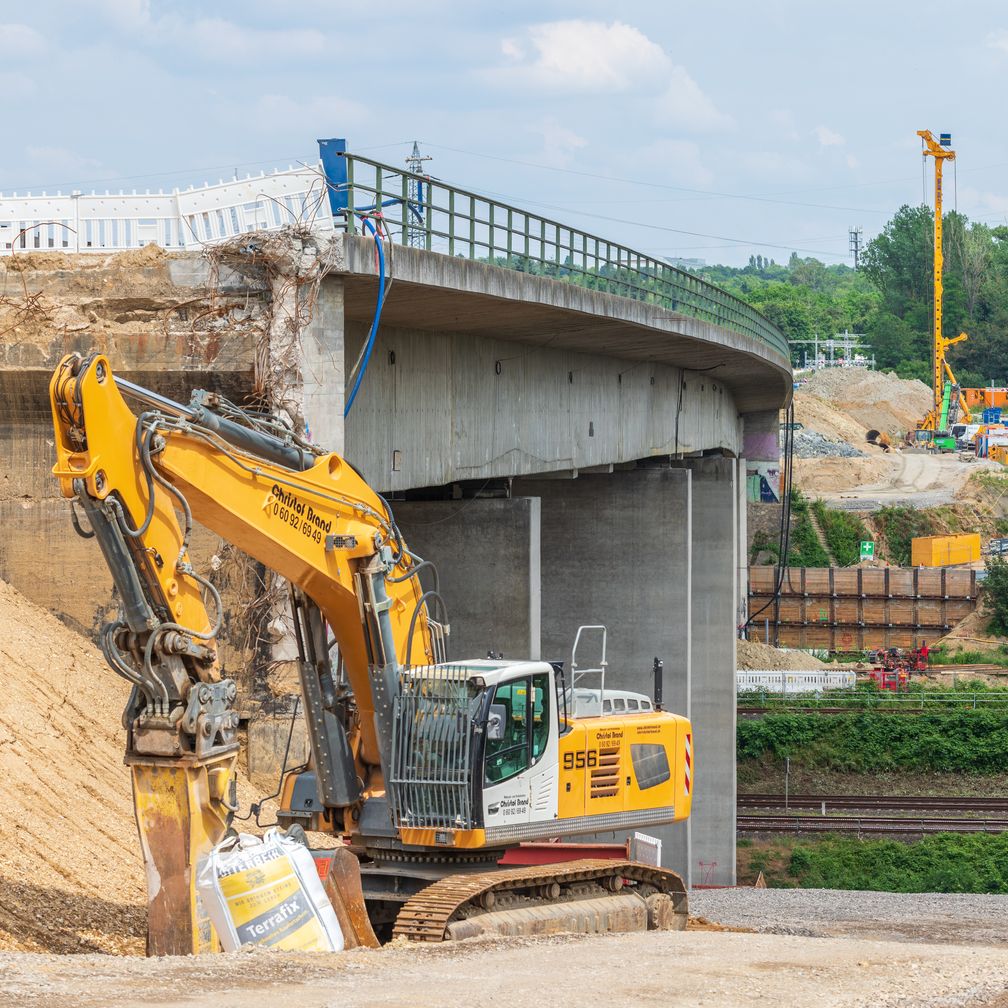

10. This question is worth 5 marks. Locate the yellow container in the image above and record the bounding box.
[911,533,981,567]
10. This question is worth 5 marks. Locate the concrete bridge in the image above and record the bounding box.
[0,149,791,887]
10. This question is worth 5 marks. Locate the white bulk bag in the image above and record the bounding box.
[196,829,344,953]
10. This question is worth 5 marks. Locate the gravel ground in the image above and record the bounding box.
[2,886,1007,1007]
[691,887,1008,946]
[3,928,1008,1008]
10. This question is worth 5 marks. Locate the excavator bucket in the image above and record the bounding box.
[130,755,236,956]
[320,847,381,949]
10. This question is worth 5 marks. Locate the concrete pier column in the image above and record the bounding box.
[392,498,541,662]
[742,409,781,504]
[736,456,749,630]
[512,468,693,878]
[684,456,737,886]
[302,276,346,453]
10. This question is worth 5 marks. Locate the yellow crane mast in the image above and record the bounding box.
[917,129,969,431]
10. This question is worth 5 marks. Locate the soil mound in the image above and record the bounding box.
[737,639,825,670]
[800,368,932,436]
[0,579,145,953]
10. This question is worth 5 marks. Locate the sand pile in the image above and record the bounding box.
[737,639,826,670]
[0,579,145,953]
[800,368,932,436]
[793,391,871,444]
[0,578,324,955]
[791,455,890,495]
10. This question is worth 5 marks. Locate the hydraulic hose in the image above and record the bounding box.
[344,217,386,417]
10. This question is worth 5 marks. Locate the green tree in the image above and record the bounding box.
[861,205,934,313]
[983,557,1008,635]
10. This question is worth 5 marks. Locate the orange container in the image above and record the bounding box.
[910,533,981,567]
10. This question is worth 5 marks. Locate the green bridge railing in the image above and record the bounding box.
[331,152,790,361]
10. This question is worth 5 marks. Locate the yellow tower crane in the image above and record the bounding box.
[917,129,970,433]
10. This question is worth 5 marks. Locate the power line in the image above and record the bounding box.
[423,142,901,215]
[458,181,851,259]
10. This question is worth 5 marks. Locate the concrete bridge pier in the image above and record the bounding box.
[392,497,542,663]
[397,460,742,886]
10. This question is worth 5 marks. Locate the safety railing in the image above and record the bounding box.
[331,152,790,360]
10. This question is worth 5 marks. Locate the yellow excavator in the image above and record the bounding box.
[49,352,693,955]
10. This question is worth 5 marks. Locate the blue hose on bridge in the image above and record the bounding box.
[344,216,386,417]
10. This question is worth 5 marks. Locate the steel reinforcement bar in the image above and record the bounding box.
[331,151,790,360]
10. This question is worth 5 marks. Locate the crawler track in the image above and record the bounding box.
[392,859,687,942]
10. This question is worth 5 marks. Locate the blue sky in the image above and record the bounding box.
[5,1,1008,265]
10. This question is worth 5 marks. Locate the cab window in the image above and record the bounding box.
[484,673,551,785]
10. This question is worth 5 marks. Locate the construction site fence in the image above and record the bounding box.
[748,565,978,650]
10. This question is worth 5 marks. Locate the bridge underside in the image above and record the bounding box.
[0,237,789,889]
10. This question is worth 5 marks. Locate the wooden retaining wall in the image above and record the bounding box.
[748,566,979,650]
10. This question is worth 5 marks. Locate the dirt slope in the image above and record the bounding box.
[800,367,933,437]
[0,579,146,953]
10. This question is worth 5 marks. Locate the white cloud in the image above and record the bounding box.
[500,20,670,92]
[0,23,47,55]
[846,153,860,170]
[813,125,844,147]
[500,36,523,61]
[988,29,1008,53]
[656,66,733,132]
[495,20,729,131]
[68,4,325,62]
[957,185,1008,220]
[87,0,151,26]
[182,19,325,61]
[530,118,587,168]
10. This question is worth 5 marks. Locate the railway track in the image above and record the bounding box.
[928,664,1006,673]
[738,814,1008,835]
[738,703,1008,718]
[739,794,1008,813]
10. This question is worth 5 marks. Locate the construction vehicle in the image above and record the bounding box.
[915,130,972,440]
[48,352,694,955]
[865,429,892,453]
[865,667,910,692]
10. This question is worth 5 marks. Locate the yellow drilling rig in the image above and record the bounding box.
[915,129,970,446]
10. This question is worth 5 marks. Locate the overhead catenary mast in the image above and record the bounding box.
[405,141,432,248]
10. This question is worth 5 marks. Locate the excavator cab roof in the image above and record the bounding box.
[414,659,555,688]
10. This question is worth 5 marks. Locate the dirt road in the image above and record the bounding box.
[815,451,999,510]
[4,928,1008,1008]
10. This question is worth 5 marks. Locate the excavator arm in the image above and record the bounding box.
[49,352,443,953]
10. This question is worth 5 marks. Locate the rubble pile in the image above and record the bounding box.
[793,429,865,459]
